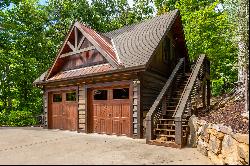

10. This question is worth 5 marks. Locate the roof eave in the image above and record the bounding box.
[34,65,146,86]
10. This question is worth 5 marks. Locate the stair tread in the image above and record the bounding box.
[157,123,188,126]
[166,106,176,107]
[156,134,187,138]
[159,118,188,121]
[156,134,176,138]
[155,128,188,131]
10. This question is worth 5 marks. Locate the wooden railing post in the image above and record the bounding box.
[175,118,183,148]
[146,116,153,143]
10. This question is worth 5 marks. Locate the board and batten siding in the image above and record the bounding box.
[78,84,86,132]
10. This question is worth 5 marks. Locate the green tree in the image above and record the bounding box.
[0,0,54,114]
[175,0,238,95]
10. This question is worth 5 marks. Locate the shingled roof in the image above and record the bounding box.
[34,9,180,85]
[104,9,179,68]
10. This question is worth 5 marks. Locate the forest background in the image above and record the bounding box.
[0,0,248,126]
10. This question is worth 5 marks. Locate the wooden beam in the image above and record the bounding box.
[77,36,85,50]
[67,41,75,52]
[75,23,119,68]
[60,46,95,58]
[74,27,78,49]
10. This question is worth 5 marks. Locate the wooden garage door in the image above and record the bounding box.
[89,87,131,136]
[49,91,78,131]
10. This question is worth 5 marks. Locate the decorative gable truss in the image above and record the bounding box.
[46,22,120,80]
[59,27,95,58]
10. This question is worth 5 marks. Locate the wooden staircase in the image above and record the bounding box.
[148,72,191,148]
[146,55,210,148]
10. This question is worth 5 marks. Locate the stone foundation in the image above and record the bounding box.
[188,115,249,165]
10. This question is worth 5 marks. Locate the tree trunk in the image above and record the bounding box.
[237,0,249,118]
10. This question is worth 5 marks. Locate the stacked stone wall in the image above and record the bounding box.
[188,115,249,165]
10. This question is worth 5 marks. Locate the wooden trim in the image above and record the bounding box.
[75,22,119,68]
[77,36,85,49]
[129,81,134,138]
[85,85,88,133]
[67,41,75,52]
[74,27,77,49]
[46,23,75,80]
[36,65,145,86]
[86,80,131,89]
[137,80,142,138]
[46,86,77,92]
[76,86,79,131]
[43,89,49,129]
[60,46,95,58]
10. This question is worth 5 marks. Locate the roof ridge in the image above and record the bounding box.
[80,21,112,41]
[104,9,179,37]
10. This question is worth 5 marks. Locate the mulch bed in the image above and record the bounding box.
[198,98,249,134]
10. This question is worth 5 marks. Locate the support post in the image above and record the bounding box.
[175,119,183,148]
[146,116,153,143]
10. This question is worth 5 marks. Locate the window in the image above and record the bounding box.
[53,94,62,102]
[94,90,107,100]
[163,37,171,64]
[66,92,76,101]
[113,88,129,99]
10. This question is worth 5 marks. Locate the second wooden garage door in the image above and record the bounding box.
[89,87,131,136]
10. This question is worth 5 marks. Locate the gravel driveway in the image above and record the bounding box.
[0,127,212,165]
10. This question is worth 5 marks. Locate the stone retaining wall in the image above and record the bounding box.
[188,115,249,165]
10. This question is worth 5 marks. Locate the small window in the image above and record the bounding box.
[66,92,76,101]
[94,90,107,100]
[53,94,62,102]
[113,88,129,99]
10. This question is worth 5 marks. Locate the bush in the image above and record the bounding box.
[0,110,38,127]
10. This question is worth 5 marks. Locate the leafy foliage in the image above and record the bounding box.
[0,110,38,126]
[0,0,243,126]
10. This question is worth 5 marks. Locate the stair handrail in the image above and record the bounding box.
[174,54,206,121]
[145,57,185,142]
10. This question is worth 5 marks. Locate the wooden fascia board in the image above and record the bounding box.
[46,23,76,80]
[37,65,146,86]
[144,9,179,70]
[74,22,119,69]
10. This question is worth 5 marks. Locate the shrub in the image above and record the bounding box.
[0,110,38,127]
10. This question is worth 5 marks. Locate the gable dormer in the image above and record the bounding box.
[46,22,120,80]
